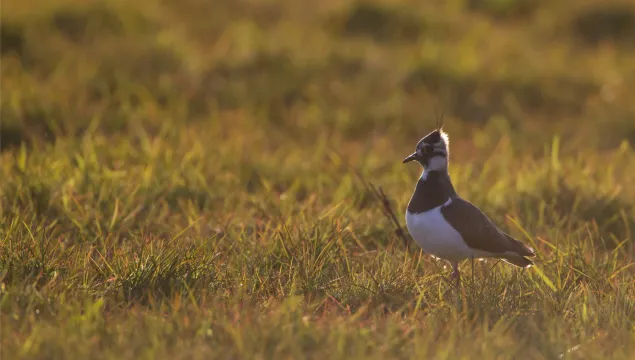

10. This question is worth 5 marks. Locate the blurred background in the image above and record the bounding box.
[2,0,635,152]
[1,3,634,357]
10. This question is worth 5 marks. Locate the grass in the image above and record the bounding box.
[1,0,634,358]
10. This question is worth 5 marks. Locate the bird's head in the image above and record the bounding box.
[402,128,450,171]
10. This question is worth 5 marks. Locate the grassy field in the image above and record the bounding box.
[1,0,635,358]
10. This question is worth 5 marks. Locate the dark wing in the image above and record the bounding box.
[441,197,535,257]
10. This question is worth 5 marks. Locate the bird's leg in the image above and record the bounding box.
[440,261,461,299]
[449,261,460,288]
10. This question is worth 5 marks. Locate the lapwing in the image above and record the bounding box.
[403,125,536,285]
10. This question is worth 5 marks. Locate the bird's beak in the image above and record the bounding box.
[402,152,418,164]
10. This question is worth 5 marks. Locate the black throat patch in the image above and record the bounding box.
[407,170,457,213]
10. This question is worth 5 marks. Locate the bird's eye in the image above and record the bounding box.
[423,145,433,153]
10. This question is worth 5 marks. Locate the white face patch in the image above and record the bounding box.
[427,155,447,170]
[433,143,447,152]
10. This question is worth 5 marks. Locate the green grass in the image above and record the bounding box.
[1,0,635,358]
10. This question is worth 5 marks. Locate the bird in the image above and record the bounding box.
[402,124,536,286]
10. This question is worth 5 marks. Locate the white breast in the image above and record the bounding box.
[405,200,474,261]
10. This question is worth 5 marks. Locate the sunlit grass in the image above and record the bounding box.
[1,0,634,359]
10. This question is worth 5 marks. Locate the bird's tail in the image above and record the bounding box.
[505,234,536,257]
[502,255,534,268]
[501,233,536,268]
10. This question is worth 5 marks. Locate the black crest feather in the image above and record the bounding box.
[435,109,444,131]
